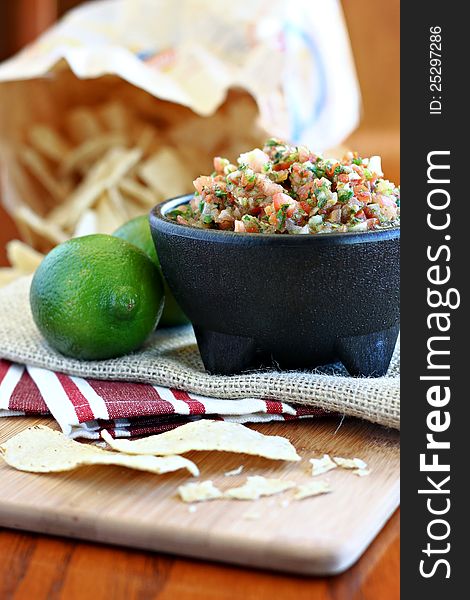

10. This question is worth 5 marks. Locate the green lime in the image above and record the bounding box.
[113,215,189,327]
[30,234,164,360]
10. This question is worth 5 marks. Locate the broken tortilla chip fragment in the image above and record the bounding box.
[225,476,296,500]
[0,426,199,476]
[333,457,368,470]
[309,454,337,477]
[101,420,300,462]
[178,480,223,503]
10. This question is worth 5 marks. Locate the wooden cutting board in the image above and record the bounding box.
[0,416,399,575]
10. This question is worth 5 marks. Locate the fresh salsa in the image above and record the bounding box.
[169,139,400,234]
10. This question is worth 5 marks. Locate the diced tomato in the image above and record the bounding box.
[273,161,291,171]
[299,201,311,213]
[355,210,366,220]
[366,218,380,229]
[364,205,377,219]
[356,191,372,204]
[273,192,298,217]
[213,157,226,174]
[297,146,311,163]
[326,162,340,177]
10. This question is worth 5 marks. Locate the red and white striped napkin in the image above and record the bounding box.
[0,359,326,439]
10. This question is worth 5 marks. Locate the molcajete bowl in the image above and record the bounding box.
[150,195,400,377]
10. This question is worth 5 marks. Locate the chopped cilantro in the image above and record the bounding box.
[334,165,345,176]
[276,204,289,230]
[337,188,354,203]
[313,161,326,178]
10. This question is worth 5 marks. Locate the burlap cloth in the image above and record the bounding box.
[0,277,400,429]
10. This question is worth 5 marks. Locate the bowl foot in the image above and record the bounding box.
[335,325,400,377]
[194,325,399,377]
[194,327,260,375]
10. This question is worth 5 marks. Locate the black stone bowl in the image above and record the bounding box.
[150,194,400,377]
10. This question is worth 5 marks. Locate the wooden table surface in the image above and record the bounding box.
[0,210,399,599]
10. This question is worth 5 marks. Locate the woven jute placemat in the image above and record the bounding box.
[0,277,399,429]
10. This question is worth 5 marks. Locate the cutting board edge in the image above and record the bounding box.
[0,491,400,576]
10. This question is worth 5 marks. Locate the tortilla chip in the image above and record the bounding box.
[225,476,295,500]
[169,113,226,158]
[29,124,72,163]
[293,480,331,500]
[6,240,43,273]
[333,457,368,470]
[132,123,159,155]
[49,147,142,229]
[0,426,199,476]
[20,146,69,204]
[178,480,222,503]
[14,205,67,246]
[121,198,149,220]
[59,133,127,176]
[138,148,192,198]
[99,101,131,133]
[309,454,337,477]
[107,185,130,217]
[119,177,158,206]
[101,421,300,462]
[72,209,98,237]
[65,107,103,144]
[6,158,46,216]
[95,193,127,234]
